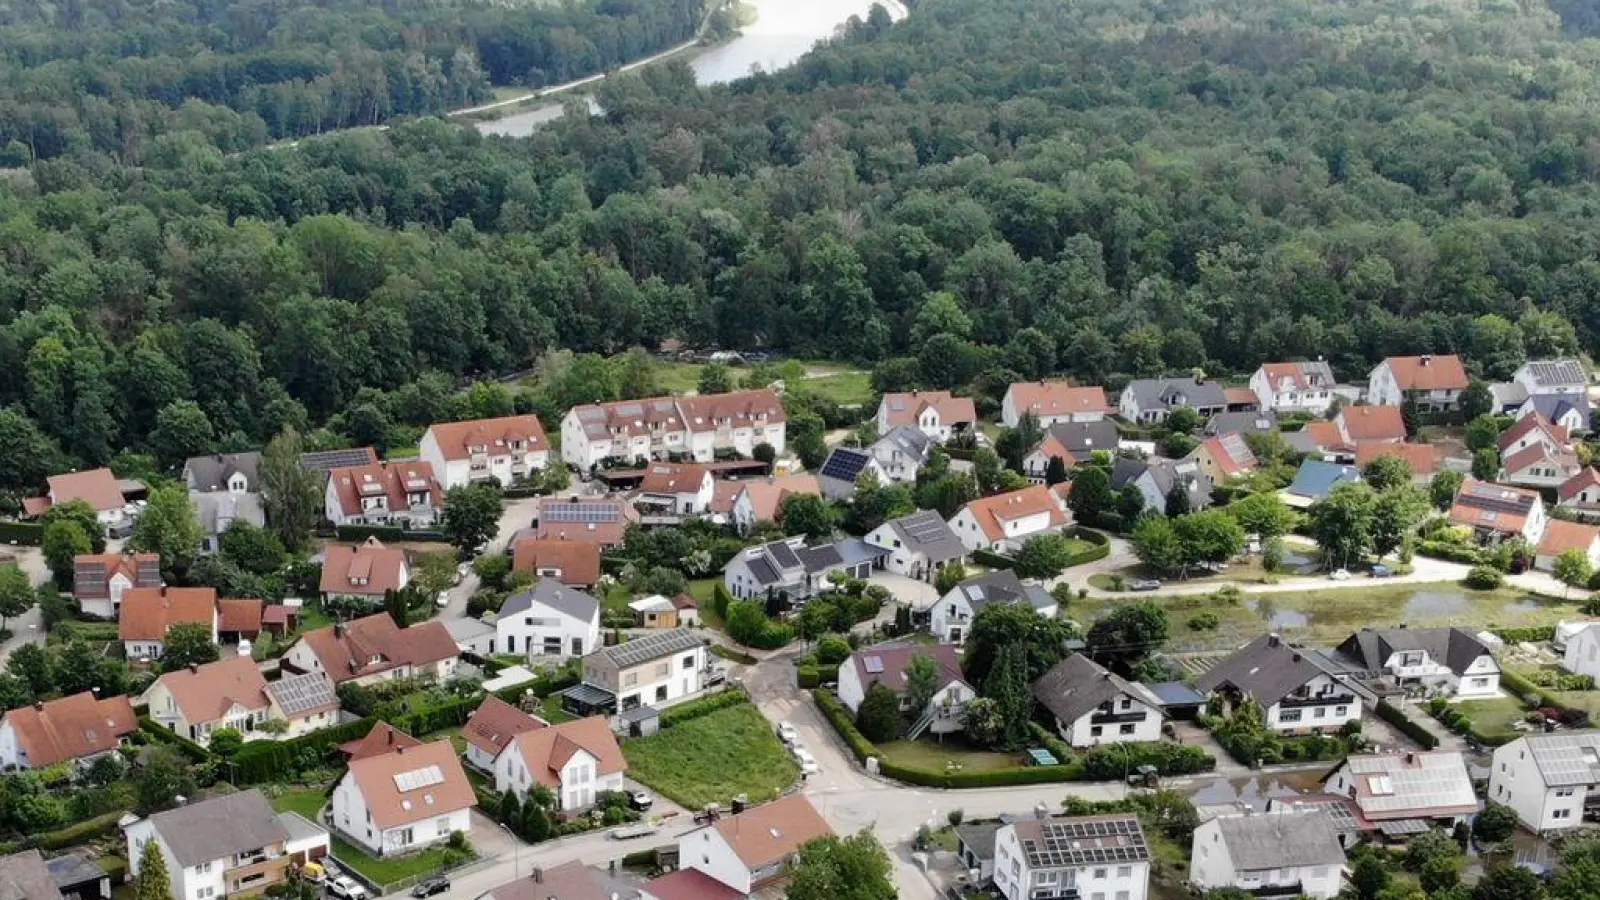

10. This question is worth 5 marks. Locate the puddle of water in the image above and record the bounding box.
[1185,773,1323,808]
[1243,596,1310,629]
[1464,828,1556,878]
[1238,589,1548,633]
[1402,591,1469,618]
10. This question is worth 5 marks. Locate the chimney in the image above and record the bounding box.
[1034,802,1050,820]
[1421,355,1432,367]
[189,664,199,674]
[531,868,543,884]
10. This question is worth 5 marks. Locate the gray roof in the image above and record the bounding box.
[875,425,932,459]
[265,672,339,717]
[1123,377,1228,413]
[1285,459,1361,500]
[43,854,102,890]
[817,447,872,500]
[886,510,966,563]
[298,447,377,475]
[1038,421,1121,460]
[0,851,60,900]
[1524,393,1591,431]
[955,820,1004,862]
[194,491,265,537]
[1521,359,1588,389]
[738,537,886,586]
[597,629,705,669]
[144,790,290,868]
[1205,411,1279,437]
[1145,457,1212,510]
[1519,730,1600,788]
[502,579,600,623]
[1195,634,1344,706]
[1213,811,1345,870]
[183,452,262,492]
[1333,627,1491,677]
[947,570,1053,615]
[1031,654,1150,726]
[540,499,628,523]
[446,617,496,642]
[1490,381,1530,411]
[1110,457,1148,491]
[1146,682,1207,707]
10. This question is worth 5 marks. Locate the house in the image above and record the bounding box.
[1324,751,1478,833]
[1249,361,1337,415]
[1335,405,1407,445]
[1489,731,1600,833]
[461,695,547,771]
[1195,634,1362,733]
[994,814,1152,900]
[217,598,264,644]
[1561,624,1600,681]
[1330,627,1501,699]
[511,538,602,589]
[1224,387,1261,412]
[486,862,639,900]
[863,510,966,581]
[494,580,600,659]
[445,617,495,656]
[730,474,822,534]
[141,656,271,745]
[814,446,886,501]
[639,869,737,900]
[419,414,550,489]
[1280,460,1362,509]
[492,716,625,811]
[947,484,1070,554]
[1032,654,1164,748]
[319,537,410,605]
[194,492,266,556]
[580,629,708,712]
[1352,443,1441,483]
[676,390,789,462]
[1491,380,1531,414]
[339,722,422,762]
[23,469,128,529]
[1186,434,1257,482]
[1002,381,1112,427]
[72,552,160,619]
[634,463,715,519]
[323,460,443,529]
[47,852,112,900]
[876,391,977,443]
[1537,519,1600,573]
[931,570,1056,644]
[1204,411,1280,438]
[1189,810,1344,899]
[533,497,639,548]
[1519,393,1592,435]
[836,644,972,736]
[263,672,341,738]
[0,850,63,900]
[868,425,933,483]
[723,537,886,601]
[559,391,786,471]
[1022,421,1121,478]
[1448,479,1547,545]
[1111,457,1213,516]
[124,790,330,900]
[0,692,136,770]
[183,453,267,554]
[1503,444,1582,492]
[954,820,1004,884]
[283,613,458,687]
[299,447,379,480]
[667,794,832,896]
[1515,359,1588,397]
[118,587,218,660]
[1499,413,1571,458]
[1367,355,1469,410]
[1117,377,1227,424]
[331,739,474,857]
[1558,468,1600,516]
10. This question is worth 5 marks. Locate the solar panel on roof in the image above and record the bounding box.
[863,655,884,674]
[301,448,378,471]
[393,765,444,792]
[543,502,622,523]
[819,449,869,482]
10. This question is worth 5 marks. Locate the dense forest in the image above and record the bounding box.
[3,0,1600,493]
[0,0,708,158]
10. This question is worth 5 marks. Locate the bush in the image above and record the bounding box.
[138,716,212,763]
[970,549,1016,570]
[796,664,839,689]
[1374,700,1439,749]
[1464,565,1505,589]
[658,688,750,728]
[816,635,851,665]
[814,688,878,763]
[1524,669,1595,691]
[1493,626,1556,644]
[1473,802,1517,843]
[1080,742,1215,780]
[1187,612,1220,631]
[334,524,449,543]
[0,521,44,546]
[34,810,125,850]
[1416,540,1486,565]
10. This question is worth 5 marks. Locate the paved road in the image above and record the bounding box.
[0,545,52,663]
[439,495,548,623]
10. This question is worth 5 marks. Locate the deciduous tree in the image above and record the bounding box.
[441,483,503,555]
[787,831,897,900]
[259,427,322,553]
[161,621,221,671]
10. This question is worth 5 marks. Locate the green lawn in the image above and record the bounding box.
[269,788,328,821]
[688,577,725,629]
[622,702,798,809]
[1452,697,1530,735]
[330,837,462,888]
[537,693,577,724]
[877,737,1023,773]
[604,583,634,616]
[650,360,872,407]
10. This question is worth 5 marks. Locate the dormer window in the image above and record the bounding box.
[369,654,382,664]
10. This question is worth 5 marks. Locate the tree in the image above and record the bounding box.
[207,727,244,757]
[259,427,322,553]
[1472,447,1502,481]
[9,643,53,697]
[1403,828,1459,872]
[1350,853,1390,900]
[1460,380,1495,421]
[1473,801,1517,844]
[136,746,196,814]
[786,831,896,900]
[40,500,106,553]
[1044,455,1069,486]
[1307,481,1376,569]
[1555,547,1594,595]
[934,562,968,595]
[697,362,732,394]
[1370,486,1428,558]
[972,447,1006,495]
[41,519,93,588]
[781,493,836,539]
[855,682,903,742]
[1402,393,1423,438]
[136,834,175,900]
[1118,484,1148,522]
[1473,865,1547,900]
[1465,415,1502,452]
[904,653,939,712]
[441,483,503,555]
[1086,601,1169,670]
[161,621,221,671]
[150,400,215,468]
[1420,854,1460,896]
[1172,510,1246,568]
[1013,533,1073,578]
[1226,491,1296,539]
[1430,470,1466,510]
[218,521,287,575]
[1067,465,1114,526]
[1362,453,1413,491]
[962,602,1078,686]
[537,461,571,493]
[1165,407,1202,434]
[129,485,203,577]
[981,643,1033,749]
[994,414,1044,473]
[0,564,33,632]
[1132,515,1184,576]
[1164,482,1192,517]
[384,587,410,628]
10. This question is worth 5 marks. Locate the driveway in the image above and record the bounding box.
[867,571,939,611]
[0,545,50,663]
[439,495,544,622]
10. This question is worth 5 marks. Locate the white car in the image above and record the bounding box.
[776,722,799,745]
[436,591,450,608]
[1329,568,1352,581]
[328,877,368,900]
[794,749,820,775]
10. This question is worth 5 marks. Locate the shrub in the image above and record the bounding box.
[1080,742,1215,780]
[816,635,851,665]
[1464,565,1504,589]
[1187,612,1220,631]
[1473,802,1517,843]
[658,688,750,728]
[814,689,877,762]
[1493,626,1556,644]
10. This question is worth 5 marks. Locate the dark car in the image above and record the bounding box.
[1130,579,1162,592]
[410,877,450,898]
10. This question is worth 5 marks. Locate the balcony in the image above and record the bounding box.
[1248,883,1306,897]
[1280,692,1355,709]
[1027,888,1079,900]
[1091,709,1149,725]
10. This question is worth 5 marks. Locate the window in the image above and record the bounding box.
[1115,893,1129,900]
[1119,723,1135,735]
[437,817,450,833]
[1554,809,1572,820]
[1312,867,1329,878]
[1279,709,1302,723]
[398,827,414,845]
[1314,708,1325,718]
[623,673,638,687]
[1090,726,1103,738]
[1093,868,1107,879]
[1556,788,1575,797]
[1335,706,1348,716]
[1116,867,1132,878]
[655,662,670,678]
[682,655,695,670]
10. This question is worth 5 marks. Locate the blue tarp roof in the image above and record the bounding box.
[1286,459,1361,499]
[1146,681,1207,707]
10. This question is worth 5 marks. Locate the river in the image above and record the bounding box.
[475,0,904,138]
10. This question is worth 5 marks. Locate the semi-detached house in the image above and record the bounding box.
[323,460,443,529]
[420,414,550,489]
[124,789,329,900]
[1001,381,1112,427]
[559,390,786,472]
[1489,730,1600,834]
[283,612,458,688]
[491,715,625,812]
[461,695,547,771]
[0,692,136,771]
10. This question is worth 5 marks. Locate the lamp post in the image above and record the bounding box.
[495,820,522,880]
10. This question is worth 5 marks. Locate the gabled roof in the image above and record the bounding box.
[298,447,379,476]
[72,552,159,601]
[1142,457,1213,511]
[1519,358,1588,389]
[637,463,710,496]
[1122,377,1228,412]
[295,612,457,685]
[46,469,124,513]
[703,794,832,872]
[1006,381,1113,419]
[882,510,966,563]
[1284,460,1361,500]
[873,425,933,459]
[463,695,547,758]
[593,629,705,669]
[488,861,641,900]
[1516,730,1600,787]
[570,397,686,441]
[1332,627,1491,677]
[183,452,262,492]
[735,474,822,523]
[0,850,62,900]
[118,587,216,643]
[1333,751,1477,820]
[1204,411,1279,437]
[945,569,1054,615]
[1449,479,1540,534]
[816,447,874,500]
[675,390,787,432]
[2,692,136,767]
[502,579,600,624]
[327,460,442,519]
[506,716,624,787]
[217,597,264,634]
[511,539,602,587]
[534,497,638,546]
[265,672,340,718]
[1559,467,1600,503]
[1337,406,1406,443]
[1257,361,1335,392]
[1353,442,1441,477]
[1522,393,1591,431]
[195,492,265,537]
[320,537,409,596]
[425,415,548,459]
[879,391,976,427]
[1009,815,1150,868]
[1195,634,1343,706]
[640,869,740,900]
[141,790,289,869]
[1031,654,1155,726]
[953,484,1068,542]
[344,739,475,830]
[1498,413,1569,454]
[1539,519,1600,559]
[1192,434,1257,478]
[1212,810,1345,870]
[1300,419,1346,450]
[1376,355,1469,392]
[340,722,422,760]
[1031,421,1121,461]
[150,656,270,724]
[1503,442,1580,478]
[1224,387,1260,407]
[847,644,965,698]
[1490,381,1529,409]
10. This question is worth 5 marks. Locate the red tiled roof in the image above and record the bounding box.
[345,739,474,829]
[1560,468,1600,503]
[1353,442,1441,477]
[637,463,710,495]
[118,587,216,643]
[736,475,822,523]
[1259,362,1331,392]
[4,692,136,767]
[879,391,977,428]
[326,461,442,522]
[508,716,625,788]
[73,552,160,601]
[46,468,124,512]
[511,539,602,587]
[462,695,546,758]
[320,537,409,597]
[706,794,832,872]
[1539,519,1600,558]
[709,480,744,515]
[1005,382,1112,419]
[153,656,270,725]
[1224,387,1260,407]
[1338,406,1406,443]
[1498,413,1568,454]
[425,415,547,460]
[340,722,422,760]
[675,389,788,432]
[1448,479,1539,534]
[296,612,457,685]
[1380,355,1469,391]
[956,484,1068,542]
[1195,434,1257,478]
[641,869,744,900]
[1302,420,1345,449]
[216,597,264,635]
[1503,443,1579,479]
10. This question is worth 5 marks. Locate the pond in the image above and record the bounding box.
[1228,585,1571,640]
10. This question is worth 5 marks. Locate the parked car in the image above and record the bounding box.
[777,722,799,745]
[795,749,820,775]
[627,789,653,811]
[328,877,368,900]
[707,665,728,686]
[1130,580,1162,592]
[410,877,450,898]
[1329,568,1352,581]
[435,591,450,608]
[1370,564,1393,578]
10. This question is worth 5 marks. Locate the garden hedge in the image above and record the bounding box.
[970,549,1016,570]
[138,716,213,763]
[1374,701,1440,750]
[796,664,840,689]
[657,688,750,728]
[813,688,877,763]
[1501,667,1567,710]
[0,521,43,546]
[1080,741,1215,780]
[231,718,376,783]
[34,810,125,850]
[1416,540,1487,566]
[1493,626,1556,644]
[1028,722,1073,764]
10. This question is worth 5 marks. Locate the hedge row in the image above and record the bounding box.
[1501,667,1567,710]
[492,669,578,705]
[796,664,841,689]
[35,810,125,850]
[1064,527,1112,567]
[657,688,750,728]
[1373,701,1440,750]
[1494,626,1557,644]
[0,521,43,546]
[970,549,1015,570]
[1080,741,1215,780]
[1028,722,1073,764]
[231,718,377,783]
[138,716,213,763]
[334,525,450,543]
[1427,700,1519,748]
[1416,540,1487,566]
[813,688,878,763]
